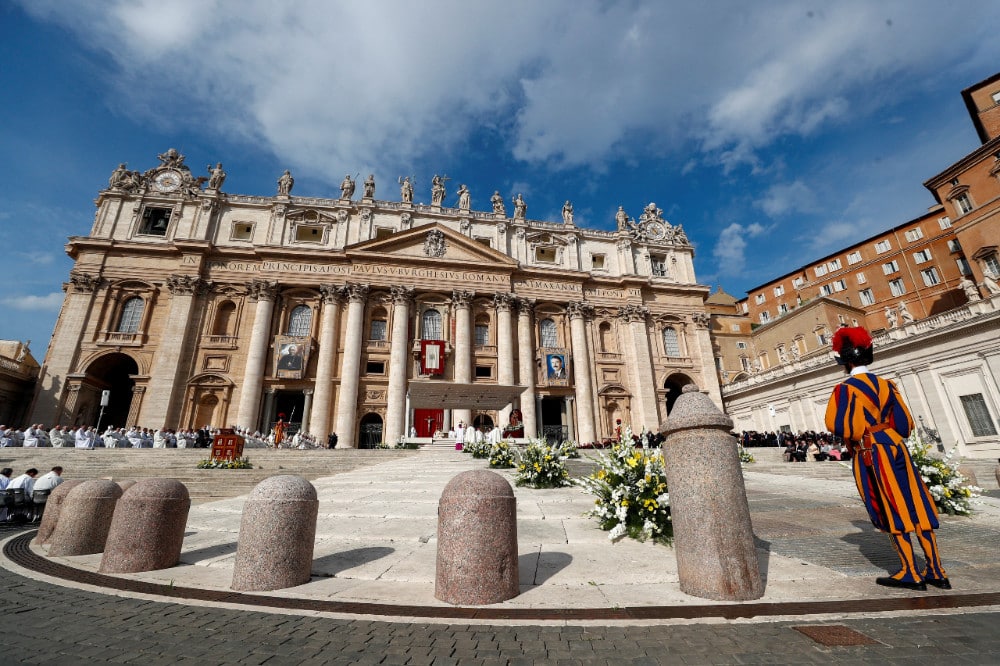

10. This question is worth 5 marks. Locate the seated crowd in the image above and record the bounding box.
[1,465,64,523]
[0,423,324,450]
[738,430,850,462]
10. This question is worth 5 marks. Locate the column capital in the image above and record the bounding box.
[68,271,102,294]
[390,285,415,306]
[566,301,594,320]
[344,283,370,303]
[513,296,536,316]
[247,279,279,302]
[166,274,211,295]
[319,283,345,305]
[690,311,711,329]
[617,303,649,323]
[493,292,514,312]
[302,388,314,396]
[451,289,474,308]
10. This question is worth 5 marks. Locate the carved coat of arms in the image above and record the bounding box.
[423,230,446,257]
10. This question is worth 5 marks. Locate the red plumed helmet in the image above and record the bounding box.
[831,326,873,365]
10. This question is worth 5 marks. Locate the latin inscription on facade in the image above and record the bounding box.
[197,259,507,283]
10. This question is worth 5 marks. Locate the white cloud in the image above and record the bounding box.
[17,1,1000,180]
[1,292,64,312]
[755,181,816,217]
[713,222,769,275]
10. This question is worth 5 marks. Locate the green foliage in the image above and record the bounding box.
[197,456,253,469]
[739,446,755,464]
[576,428,672,544]
[489,441,515,469]
[906,432,980,516]
[556,440,580,459]
[464,438,491,459]
[515,440,570,488]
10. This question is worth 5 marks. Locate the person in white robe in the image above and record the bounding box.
[0,426,14,448]
[9,468,38,496]
[487,426,502,446]
[153,429,167,448]
[33,467,63,493]
[140,429,153,448]
[48,426,64,447]
[454,422,466,450]
[126,427,142,448]
[37,425,51,447]
[102,427,118,448]
[74,427,95,449]
[12,429,24,446]
[0,467,11,521]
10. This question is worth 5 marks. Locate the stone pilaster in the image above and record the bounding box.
[494,293,515,426]
[334,283,369,447]
[34,273,102,426]
[384,286,414,443]
[515,298,537,437]
[567,301,596,444]
[618,303,659,431]
[236,279,278,430]
[451,289,474,427]
[309,284,344,439]
[143,275,209,427]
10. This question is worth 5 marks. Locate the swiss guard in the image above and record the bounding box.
[824,326,949,591]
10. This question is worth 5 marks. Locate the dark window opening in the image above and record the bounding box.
[140,207,171,236]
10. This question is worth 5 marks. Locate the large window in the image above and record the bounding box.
[938,216,952,229]
[474,324,489,346]
[814,264,828,277]
[859,288,875,306]
[889,278,906,297]
[856,271,867,285]
[904,228,924,242]
[662,327,681,357]
[913,249,932,264]
[920,267,941,286]
[287,305,312,337]
[984,252,1000,277]
[847,251,862,265]
[370,319,387,341]
[422,309,442,340]
[212,301,236,336]
[874,240,892,254]
[759,311,771,324]
[954,193,973,215]
[773,285,784,297]
[117,297,145,333]
[882,260,899,274]
[651,256,668,277]
[540,318,558,347]
[960,394,998,437]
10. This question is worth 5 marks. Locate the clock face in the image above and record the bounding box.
[153,170,183,192]
[646,221,666,240]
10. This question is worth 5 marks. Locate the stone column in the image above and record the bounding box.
[34,273,102,426]
[452,289,474,427]
[300,389,314,435]
[143,275,207,427]
[515,299,537,438]
[619,304,659,432]
[236,280,278,430]
[564,396,576,442]
[494,293,515,427]
[567,301,596,444]
[261,388,276,432]
[309,284,344,439]
[334,283,369,447]
[126,386,146,428]
[385,286,414,444]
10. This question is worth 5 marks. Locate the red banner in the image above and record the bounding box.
[421,340,445,375]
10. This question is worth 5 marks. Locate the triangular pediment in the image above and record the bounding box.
[346,223,518,267]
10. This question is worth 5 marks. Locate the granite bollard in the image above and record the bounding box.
[436,470,519,605]
[46,480,123,557]
[33,480,84,546]
[231,475,318,591]
[957,465,979,489]
[660,384,764,601]
[100,479,191,573]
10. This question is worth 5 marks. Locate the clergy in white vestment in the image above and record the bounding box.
[126,428,142,448]
[23,426,40,447]
[9,468,38,496]
[49,427,64,447]
[103,427,118,448]
[33,467,64,493]
[0,427,13,448]
[153,429,166,448]
[74,427,95,449]
[487,426,502,445]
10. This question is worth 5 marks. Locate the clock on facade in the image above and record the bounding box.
[153,170,183,193]
[645,221,667,241]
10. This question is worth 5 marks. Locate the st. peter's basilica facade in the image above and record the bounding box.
[32,150,718,447]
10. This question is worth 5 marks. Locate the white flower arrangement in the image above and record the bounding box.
[515,439,570,488]
[905,430,981,516]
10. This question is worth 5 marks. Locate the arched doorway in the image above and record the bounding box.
[195,394,219,429]
[359,413,383,449]
[473,414,494,431]
[663,373,694,416]
[84,353,139,428]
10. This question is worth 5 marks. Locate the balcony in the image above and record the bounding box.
[98,331,144,346]
[596,352,623,362]
[202,335,239,349]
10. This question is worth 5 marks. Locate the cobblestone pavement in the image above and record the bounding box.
[1,526,999,665]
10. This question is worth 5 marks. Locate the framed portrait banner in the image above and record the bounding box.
[274,336,311,379]
[421,340,446,375]
[542,348,569,386]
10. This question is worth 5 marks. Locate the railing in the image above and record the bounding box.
[367,340,390,350]
[597,352,623,362]
[99,331,143,346]
[474,344,497,355]
[203,335,239,348]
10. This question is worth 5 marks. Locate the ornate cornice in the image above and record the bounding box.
[68,272,102,294]
[690,312,711,329]
[566,301,595,320]
[166,274,210,295]
[451,289,475,308]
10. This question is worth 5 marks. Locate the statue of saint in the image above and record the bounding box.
[207,163,226,190]
[983,271,1000,295]
[277,170,294,196]
[491,190,505,215]
[431,174,446,206]
[898,300,915,323]
[456,184,470,210]
[959,276,981,302]
[512,193,527,219]
[885,305,898,328]
[562,200,574,224]
[399,176,413,203]
[615,206,628,231]
[363,174,375,199]
[109,164,128,189]
[157,148,185,167]
[340,174,355,199]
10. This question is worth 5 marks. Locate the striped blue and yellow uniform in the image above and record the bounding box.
[825,373,938,534]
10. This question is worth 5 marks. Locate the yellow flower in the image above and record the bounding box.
[621,499,629,507]
[596,469,606,480]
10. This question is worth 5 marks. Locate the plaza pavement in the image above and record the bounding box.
[3,449,1000,663]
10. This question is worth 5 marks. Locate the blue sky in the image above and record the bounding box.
[3,1,1000,357]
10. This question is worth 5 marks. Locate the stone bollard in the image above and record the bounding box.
[116,479,137,494]
[957,465,979,489]
[436,470,519,605]
[660,384,764,601]
[46,480,123,557]
[231,475,318,591]
[100,479,191,573]
[33,480,84,546]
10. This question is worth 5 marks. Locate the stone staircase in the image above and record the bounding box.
[0,448,420,504]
